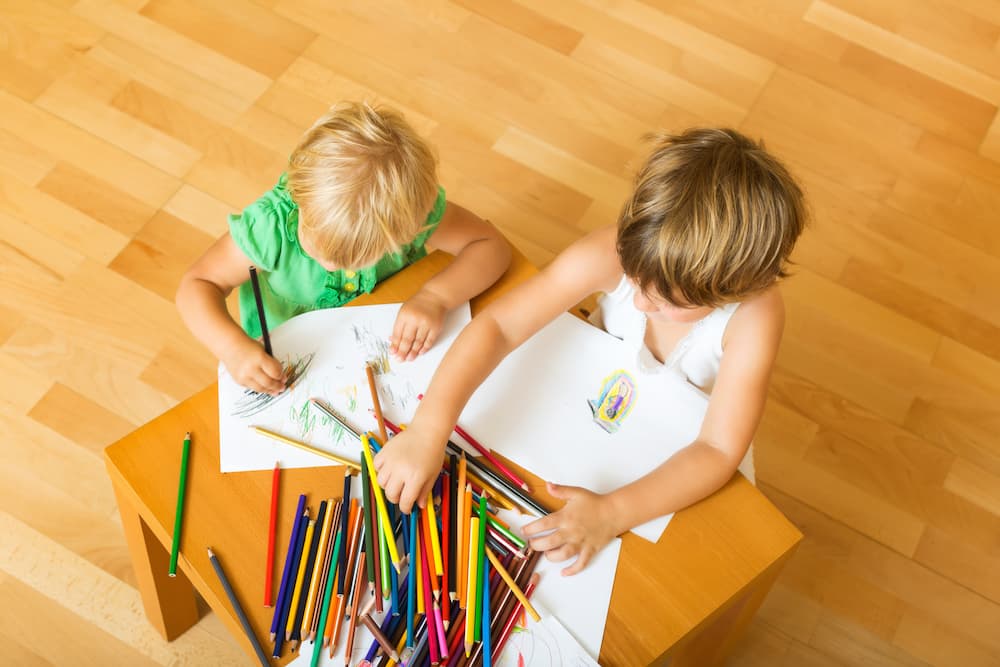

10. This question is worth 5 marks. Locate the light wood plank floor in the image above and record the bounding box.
[3,1,999,665]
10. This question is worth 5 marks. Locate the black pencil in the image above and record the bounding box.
[248,266,272,355]
[337,470,352,596]
[207,548,269,667]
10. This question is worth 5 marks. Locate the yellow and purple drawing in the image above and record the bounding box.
[588,370,636,434]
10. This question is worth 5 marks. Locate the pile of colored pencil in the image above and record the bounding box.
[267,435,543,667]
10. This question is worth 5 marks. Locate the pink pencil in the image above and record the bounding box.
[417,394,529,492]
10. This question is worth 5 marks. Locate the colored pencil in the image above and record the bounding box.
[265,461,280,606]
[465,471,517,512]
[427,486,444,578]
[407,510,417,649]
[288,510,320,646]
[448,443,548,516]
[361,614,401,662]
[482,556,492,667]
[457,457,468,605]
[309,397,362,441]
[341,501,363,613]
[251,425,361,470]
[419,518,440,665]
[271,495,306,639]
[365,363,389,445]
[460,484,472,609]
[248,266,272,355]
[308,500,338,640]
[494,575,539,662]
[448,454,458,602]
[302,500,335,638]
[441,475,451,626]
[207,548,269,667]
[273,506,308,656]
[343,551,367,663]
[464,516,479,657]
[360,456,376,589]
[485,547,540,622]
[417,393,528,491]
[311,520,345,667]
[337,470,352,596]
[360,433,402,571]
[487,516,526,549]
[422,507,442,604]
[415,522,424,615]
[475,494,487,642]
[168,431,191,577]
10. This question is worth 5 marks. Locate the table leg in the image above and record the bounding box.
[112,478,200,640]
[666,548,795,667]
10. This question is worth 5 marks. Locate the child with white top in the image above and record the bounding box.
[374,128,807,574]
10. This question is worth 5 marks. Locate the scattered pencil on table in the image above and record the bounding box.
[208,547,269,667]
[264,460,279,607]
[168,431,191,577]
[250,425,361,470]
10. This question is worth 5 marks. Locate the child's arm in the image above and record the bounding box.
[375,226,623,512]
[522,287,786,575]
[176,234,286,395]
[389,202,511,360]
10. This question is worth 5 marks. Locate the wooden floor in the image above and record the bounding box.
[2,1,999,665]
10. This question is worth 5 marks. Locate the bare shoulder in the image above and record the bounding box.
[545,225,622,294]
[722,284,785,351]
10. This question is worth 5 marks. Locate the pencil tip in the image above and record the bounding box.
[184,431,191,439]
[206,547,214,557]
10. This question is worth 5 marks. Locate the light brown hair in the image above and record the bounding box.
[617,128,806,307]
[286,101,439,269]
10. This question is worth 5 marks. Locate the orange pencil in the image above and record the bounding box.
[456,455,467,604]
[340,549,366,660]
[459,484,472,608]
[302,499,338,637]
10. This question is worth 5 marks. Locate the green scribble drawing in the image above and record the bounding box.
[289,400,317,438]
[337,384,358,413]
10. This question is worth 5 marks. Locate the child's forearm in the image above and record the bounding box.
[417,237,511,309]
[176,277,250,359]
[603,442,740,536]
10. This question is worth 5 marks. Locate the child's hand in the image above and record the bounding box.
[222,338,286,395]
[521,482,619,576]
[373,427,444,513]
[390,291,448,361]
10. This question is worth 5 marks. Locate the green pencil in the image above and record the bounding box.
[474,493,487,640]
[310,522,344,667]
[169,431,192,576]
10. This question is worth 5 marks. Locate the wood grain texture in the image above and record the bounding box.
[2,1,997,664]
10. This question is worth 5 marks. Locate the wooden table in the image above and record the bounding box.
[105,249,801,666]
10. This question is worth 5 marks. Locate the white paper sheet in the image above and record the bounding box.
[217,303,471,473]
[460,313,709,542]
[495,601,600,667]
[498,509,620,662]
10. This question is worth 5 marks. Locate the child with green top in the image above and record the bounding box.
[177,102,511,395]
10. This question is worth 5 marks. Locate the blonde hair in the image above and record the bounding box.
[286,101,439,268]
[617,128,806,307]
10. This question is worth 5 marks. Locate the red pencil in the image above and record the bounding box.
[265,461,279,607]
[417,394,529,491]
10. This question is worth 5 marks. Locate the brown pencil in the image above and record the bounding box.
[365,363,388,445]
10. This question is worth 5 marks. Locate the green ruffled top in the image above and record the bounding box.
[229,174,446,338]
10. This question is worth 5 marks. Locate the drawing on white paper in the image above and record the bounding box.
[587,369,635,434]
[218,303,472,473]
[229,352,316,418]
[495,608,598,667]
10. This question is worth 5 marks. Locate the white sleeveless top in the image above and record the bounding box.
[590,275,756,482]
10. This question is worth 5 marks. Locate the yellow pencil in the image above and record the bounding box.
[426,489,444,578]
[360,433,402,571]
[415,533,424,614]
[465,516,479,657]
[250,426,361,470]
[485,546,541,622]
[302,499,337,637]
[286,517,315,639]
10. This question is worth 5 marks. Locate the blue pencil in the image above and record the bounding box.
[270,494,305,638]
[482,558,492,667]
[273,506,309,657]
[407,510,416,649]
